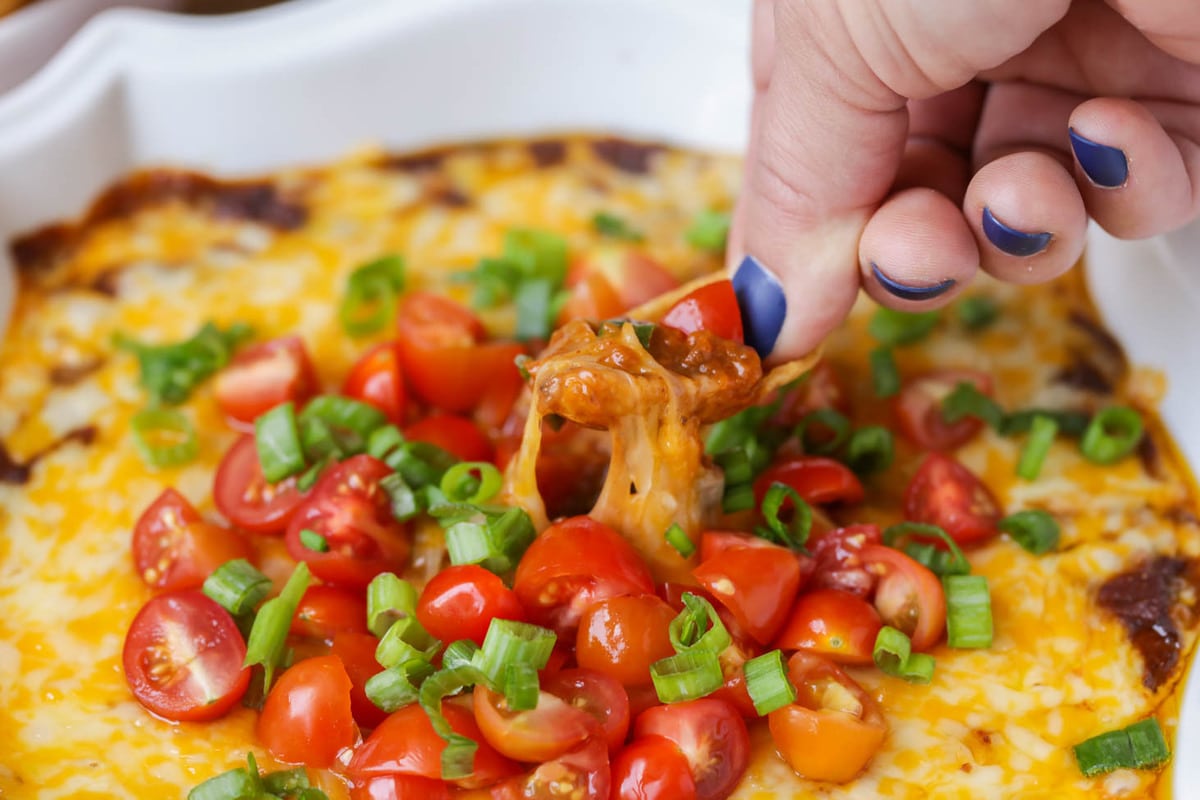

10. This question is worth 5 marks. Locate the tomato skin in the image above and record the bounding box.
[350,775,451,800]
[661,280,744,343]
[859,544,946,651]
[542,668,631,754]
[774,588,883,665]
[122,590,250,722]
[285,455,410,588]
[634,698,750,800]
[768,652,887,784]
[693,541,808,646]
[474,685,598,763]
[903,453,1001,545]
[489,738,611,800]
[214,435,309,535]
[214,336,318,428]
[348,702,521,789]
[558,270,625,325]
[396,292,524,415]
[258,654,356,768]
[894,370,994,452]
[808,524,882,597]
[754,456,865,507]
[513,516,655,635]
[132,488,252,591]
[610,735,698,800]
[771,361,849,425]
[331,632,390,728]
[709,637,762,719]
[575,594,676,688]
[564,248,680,315]
[291,585,370,641]
[404,414,494,463]
[344,342,408,425]
[416,565,526,647]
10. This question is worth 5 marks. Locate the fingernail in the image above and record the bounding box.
[732,254,786,357]
[981,207,1052,257]
[870,262,955,301]
[1069,128,1128,188]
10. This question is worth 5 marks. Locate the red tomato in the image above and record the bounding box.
[122,590,249,722]
[610,735,698,800]
[771,361,849,425]
[285,455,411,588]
[693,541,808,646]
[214,336,317,427]
[513,516,654,635]
[489,739,610,800]
[894,370,994,452]
[565,248,680,313]
[131,488,252,591]
[291,585,369,640]
[350,775,450,800]
[258,655,356,768]
[754,456,865,507]
[396,292,524,415]
[904,453,1001,545]
[344,342,408,425]
[404,414,494,463]
[860,544,946,651]
[331,632,389,728]
[416,565,526,647]
[542,669,631,754]
[696,530,798,562]
[634,698,749,800]
[348,702,521,789]
[709,637,762,719]
[774,588,883,665]
[808,524,882,597]
[557,270,625,324]
[213,434,308,535]
[575,594,676,688]
[660,280,744,343]
[474,684,598,763]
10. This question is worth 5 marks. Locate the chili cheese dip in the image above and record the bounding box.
[1,136,1197,800]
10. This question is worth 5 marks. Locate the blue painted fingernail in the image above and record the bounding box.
[732,254,786,357]
[981,207,1052,257]
[1069,128,1127,188]
[870,262,955,301]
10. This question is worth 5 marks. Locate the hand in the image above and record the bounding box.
[729,0,1200,362]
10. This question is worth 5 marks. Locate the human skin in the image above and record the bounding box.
[729,0,1200,362]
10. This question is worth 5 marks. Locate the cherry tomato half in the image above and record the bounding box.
[575,594,676,688]
[564,247,680,315]
[344,341,408,425]
[350,775,451,800]
[291,585,370,641]
[404,414,494,464]
[611,735,697,800]
[258,654,356,768]
[661,279,744,343]
[132,488,252,591]
[474,684,598,763]
[860,544,946,651]
[903,453,1001,545]
[542,668,631,754]
[416,564,526,647]
[771,361,849,425]
[331,631,390,729]
[808,524,882,597]
[693,540,808,646]
[213,434,309,535]
[122,590,249,722]
[489,739,611,800]
[634,698,750,800]
[513,516,654,635]
[755,456,866,507]
[774,588,883,665]
[894,370,994,452]
[214,336,318,428]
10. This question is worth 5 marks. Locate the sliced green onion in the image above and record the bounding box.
[502,661,541,711]
[685,209,731,252]
[1016,414,1058,481]
[365,666,423,713]
[115,321,252,406]
[131,408,198,468]
[295,455,331,493]
[442,639,480,671]
[722,483,757,514]
[941,382,1005,429]
[664,523,695,558]
[592,211,644,241]
[629,320,656,349]
[367,424,406,460]
[480,507,537,574]
[795,409,851,455]
[379,473,420,522]
[868,308,939,346]
[515,354,532,381]
[298,528,329,553]
[870,346,900,398]
[844,425,895,475]
[514,278,556,341]
[298,396,388,454]
[340,255,406,337]
[715,449,753,486]
[873,626,935,684]
[1000,408,1091,438]
[186,765,258,800]
[651,650,724,703]
[669,593,732,655]
[1074,718,1170,777]
[743,650,796,715]
[998,509,1060,555]
[943,575,993,649]
[758,482,812,551]
[417,666,484,780]
[383,440,460,490]
[476,619,556,689]
[376,616,440,669]
[203,559,271,617]
[244,563,311,693]
[504,228,569,285]
[1080,405,1144,465]
[440,461,503,504]
[882,523,970,577]
[261,765,313,796]
[446,521,492,567]
[957,296,999,331]
[255,402,306,483]
[367,572,419,638]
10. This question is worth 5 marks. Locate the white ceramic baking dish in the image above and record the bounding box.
[0,0,1196,790]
